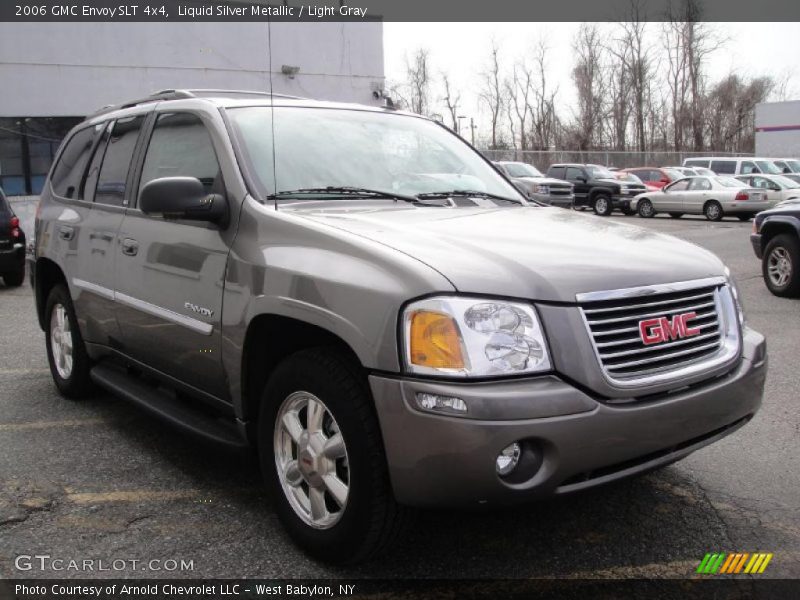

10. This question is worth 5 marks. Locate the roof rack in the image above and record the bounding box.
[90,88,305,117]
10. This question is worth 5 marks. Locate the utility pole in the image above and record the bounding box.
[470,117,476,146]
[457,115,468,136]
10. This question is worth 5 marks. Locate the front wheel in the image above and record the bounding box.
[637,199,655,218]
[259,348,405,564]
[593,194,612,216]
[704,200,723,221]
[763,234,800,297]
[44,284,93,398]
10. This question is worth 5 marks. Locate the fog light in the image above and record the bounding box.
[415,393,467,414]
[496,442,521,476]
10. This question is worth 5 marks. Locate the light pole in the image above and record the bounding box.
[457,115,468,136]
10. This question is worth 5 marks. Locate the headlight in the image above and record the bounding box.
[533,184,550,195]
[724,267,746,327]
[402,296,551,377]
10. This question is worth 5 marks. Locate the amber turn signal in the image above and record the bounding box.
[408,310,466,370]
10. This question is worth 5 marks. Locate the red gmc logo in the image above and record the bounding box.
[639,312,701,345]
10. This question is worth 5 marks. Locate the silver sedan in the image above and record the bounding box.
[630,175,773,221]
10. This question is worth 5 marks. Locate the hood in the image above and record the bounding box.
[283,203,726,303]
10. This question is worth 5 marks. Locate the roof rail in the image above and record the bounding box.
[90,88,305,117]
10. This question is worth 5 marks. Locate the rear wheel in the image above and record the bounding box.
[737,214,751,222]
[637,199,655,218]
[704,200,723,222]
[762,234,800,297]
[44,284,93,398]
[259,348,405,564]
[2,265,24,287]
[668,212,684,219]
[621,206,635,216]
[593,194,612,216]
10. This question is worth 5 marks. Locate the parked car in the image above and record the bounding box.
[0,187,25,286]
[546,163,646,215]
[493,161,574,207]
[31,89,766,564]
[683,157,783,176]
[614,171,656,193]
[621,167,683,190]
[632,175,770,221]
[735,174,800,205]
[751,202,800,297]
[772,158,800,174]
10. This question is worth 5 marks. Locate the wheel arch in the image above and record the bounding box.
[760,218,800,253]
[240,314,365,442]
[34,257,68,330]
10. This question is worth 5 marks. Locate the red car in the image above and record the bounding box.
[622,167,684,191]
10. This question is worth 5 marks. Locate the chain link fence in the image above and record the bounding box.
[480,149,753,171]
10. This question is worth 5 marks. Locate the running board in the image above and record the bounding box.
[90,364,248,449]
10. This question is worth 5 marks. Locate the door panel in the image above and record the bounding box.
[114,112,229,398]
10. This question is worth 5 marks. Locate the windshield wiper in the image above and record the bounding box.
[415,190,523,204]
[266,186,420,204]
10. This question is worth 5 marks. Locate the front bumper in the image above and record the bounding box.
[0,243,25,271]
[750,233,763,259]
[370,327,766,507]
[531,192,575,208]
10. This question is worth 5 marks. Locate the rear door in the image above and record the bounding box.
[114,111,231,398]
[565,166,588,205]
[684,177,713,212]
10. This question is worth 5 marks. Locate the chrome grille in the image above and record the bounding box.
[578,277,740,386]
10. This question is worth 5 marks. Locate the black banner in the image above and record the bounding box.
[3,579,800,600]
[4,0,800,22]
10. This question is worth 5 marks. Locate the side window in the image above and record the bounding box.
[668,178,691,192]
[94,115,145,207]
[565,167,583,181]
[140,112,222,197]
[49,124,104,199]
[685,159,707,168]
[710,160,736,175]
[740,161,758,174]
[548,166,565,179]
[689,177,711,191]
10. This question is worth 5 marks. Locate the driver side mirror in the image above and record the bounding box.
[139,177,228,225]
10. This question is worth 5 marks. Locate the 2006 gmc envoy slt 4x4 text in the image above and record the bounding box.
[29,89,767,563]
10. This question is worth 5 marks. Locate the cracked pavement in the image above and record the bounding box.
[0,204,798,579]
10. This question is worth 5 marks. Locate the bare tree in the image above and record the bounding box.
[528,40,559,150]
[706,74,774,152]
[570,24,606,150]
[441,74,461,132]
[506,62,533,150]
[479,41,505,149]
[406,48,431,115]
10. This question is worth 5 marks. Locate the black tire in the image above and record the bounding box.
[2,266,24,287]
[668,213,684,219]
[44,284,93,398]
[259,348,406,564]
[621,206,635,216]
[737,214,751,222]
[592,193,612,216]
[704,200,723,222]
[762,234,800,297]
[637,199,655,218]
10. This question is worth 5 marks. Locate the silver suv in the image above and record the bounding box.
[31,89,767,564]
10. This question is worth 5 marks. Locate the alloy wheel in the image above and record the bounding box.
[274,391,350,529]
[50,303,73,379]
[767,246,793,288]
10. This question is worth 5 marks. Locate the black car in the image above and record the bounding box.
[546,163,646,216]
[751,201,800,297]
[0,188,25,286]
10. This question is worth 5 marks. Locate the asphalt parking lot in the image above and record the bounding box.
[1,201,798,580]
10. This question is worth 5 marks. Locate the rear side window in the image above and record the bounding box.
[565,167,583,180]
[689,177,712,191]
[710,160,736,174]
[49,124,104,199]
[548,166,565,179]
[140,113,221,196]
[93,115,145,207]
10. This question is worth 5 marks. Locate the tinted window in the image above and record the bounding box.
[93,116,144,206]
[50,124,104,199]
[684,159,709,168]
[668,178,691,192]
[740,161,758,174]
[548,166,566,179]
[565,167,584,180]
[710,160,736,174]
[140,113,221,196]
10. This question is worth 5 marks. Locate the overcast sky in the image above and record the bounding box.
[383,22,800,136]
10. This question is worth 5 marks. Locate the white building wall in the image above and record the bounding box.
[755,100,800,157]
[0,21,385,117]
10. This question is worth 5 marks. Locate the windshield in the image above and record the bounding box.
[716,176,746,188]
[785,159,800,172]
[229,107,523,201]
[772,175,800,188]
[504,163,543,178]
[755,160,782,175]
[586,165,616,179]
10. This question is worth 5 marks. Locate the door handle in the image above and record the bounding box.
[58,225,75,241]
[121,238,139,256]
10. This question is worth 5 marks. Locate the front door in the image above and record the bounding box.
[114,112,230,399]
